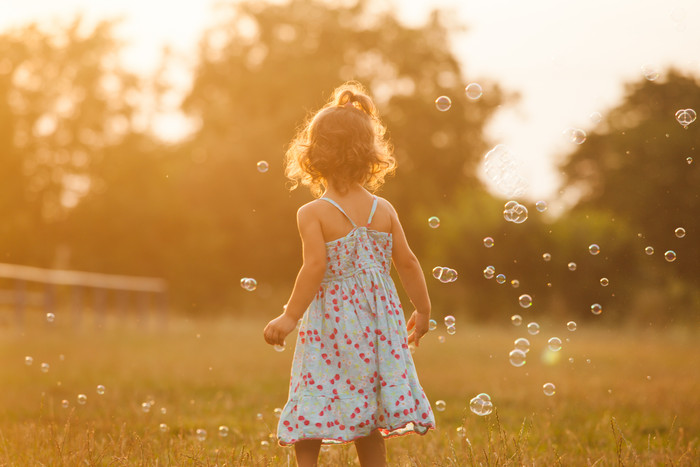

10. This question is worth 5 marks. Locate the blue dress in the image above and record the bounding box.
[277,196,435,445]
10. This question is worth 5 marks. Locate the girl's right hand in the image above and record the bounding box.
[406,311,429,347]
[263,313,297,346]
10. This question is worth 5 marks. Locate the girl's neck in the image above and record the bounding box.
[323,182,366,199]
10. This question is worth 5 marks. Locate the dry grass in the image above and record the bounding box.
[0,311,698,466]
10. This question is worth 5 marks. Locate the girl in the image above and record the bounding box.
[264,82,435,467]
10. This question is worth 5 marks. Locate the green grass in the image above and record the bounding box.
[0,312,698,465]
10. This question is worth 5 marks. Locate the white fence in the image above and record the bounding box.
[0,262,168,327]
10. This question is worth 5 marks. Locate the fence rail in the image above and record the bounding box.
[0,262,168,327]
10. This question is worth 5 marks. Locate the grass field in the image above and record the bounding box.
[1,311,698,466]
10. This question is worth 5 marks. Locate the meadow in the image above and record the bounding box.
[1,311,698,466]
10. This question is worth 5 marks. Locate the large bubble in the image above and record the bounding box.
[483,145,528,197]
[469,393,493,416]
[503,201,529,224]
[675,109,696,129]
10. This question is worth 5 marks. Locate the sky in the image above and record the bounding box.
[1,0,699,200]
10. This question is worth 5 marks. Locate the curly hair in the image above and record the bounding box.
[285,82,396,197]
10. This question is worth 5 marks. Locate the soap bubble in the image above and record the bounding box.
[438,336,445,343]
[535,201,547,212]
[483,237,494,248]
[40,363,49,373]
[568,262,577,271]
[25,356,33,366]
[542,383,556,396]
[483,266,495,279]
[600,277,609,287]
[469,393,493,416]
[496,274,506,284]
[256,413,264,421]
[240,277,257,291]
[687,157,693,164]
[432,266,444,279]
[511,314,522,326]
[160,407,167,415]
[428,216,440,229]
[641,64,659,81]
[567,321,577,331]
[429,319,437,331]
[96,385,105,395]
[46,312,55,323]
[543,253,552,262]
[484,145,529,198]
[510,279,520,288]
[218,425,229,437]
[674,227,686,238]
[675,109,696,128]
[142,402,151,413]
[527,322,540,335]
[440,268,458,283]
[509,349,527,367]
[273,407,283,417]
[256,160,269,173]
[503,201,528,224]
[514,337,530,353]
[547,337,562,352]
[195,428,207,441]
[564,127,587,144]
[435,400,447,411]
[518,294,533,308]
[456,426,466,437]
[589,112,602,124]
[77,394,87,405]
[159,423,169,432]
[591,303,602,315]
[446,325,456,336]
[274,343,286,352]
[465,83,483,100]
[435,96,452,111]
[664,250,677,262]
[61,400,69,408]
[588,244,600,255]
[644,246,654,255]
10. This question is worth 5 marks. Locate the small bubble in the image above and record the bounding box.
[160,407,167,415]
[591,303,602,315]
[96,385,105,395]
[568,357,574,363]
[509,349,527,367]
[142,402,151,413]
[444,315,456,327]
[159,423,169,432]
[61,399,69,408]
[465,83,483,100]
[46,312,55,323]
[496,274,506,284]
[567,321,577,331]
[456,426,466,437]
[547,337,562,352]
[687,156,693,164]
[446,325,456,336]
[256,413,264,421]
[428,216,440,229]
[588,244,600,255]
[435,400,447,411]
[273,407,282,418]
[240,277,257,292]
[77,394,87,405]
[641,64,659,81]
[483,237,494,248]
[514,337,530,353]
[428,319,437,331]
[527,322,540,335]
[435,96,452,112]
[25,356,33,366]
[274,343,286,352]
[542,253,551,262]
[645,246,654,255]
[674,227,686,238]
[438,336,445,343]
[586,358,591,364]
[600,277,609,287]
[218,425,229,437]
[40,362,49,373]
[511,314,522,326]
[589,112,602,124]
[195,428,207,442]
[510,279,520,288]
[518,294,533,308]
[675,108,697,129]
[543,383,556,396]
[469,393,493,416]
[483,266,495,280]
[565,128,587,144]
[256,160,269,173]
[535,201,547,212]
[664,250,677,262]
[260,440,270,447]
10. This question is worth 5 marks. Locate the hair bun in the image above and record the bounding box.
[337,90,355,107]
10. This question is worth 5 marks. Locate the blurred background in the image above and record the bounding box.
[0,0,698,325]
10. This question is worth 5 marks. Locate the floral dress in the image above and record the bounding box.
[277,196,435,445]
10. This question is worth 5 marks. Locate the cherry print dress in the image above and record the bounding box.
[277,196,435,446]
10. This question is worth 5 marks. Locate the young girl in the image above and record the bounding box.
[263,82,435,467]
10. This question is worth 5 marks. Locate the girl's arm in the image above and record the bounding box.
[263,203,327,346]
[387,201,431,346]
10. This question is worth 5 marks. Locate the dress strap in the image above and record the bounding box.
[366,196,378,226]
[319,197,357,228]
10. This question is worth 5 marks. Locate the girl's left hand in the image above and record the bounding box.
[263,313,297,346]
